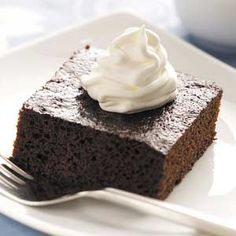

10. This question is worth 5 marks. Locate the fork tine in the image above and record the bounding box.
[0,165,26,185]
[0,154,33,180]
[0,174,18,189]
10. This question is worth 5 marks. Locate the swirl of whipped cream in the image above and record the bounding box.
[80,25,177,114]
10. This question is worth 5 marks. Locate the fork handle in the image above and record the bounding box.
[92,188,235,236]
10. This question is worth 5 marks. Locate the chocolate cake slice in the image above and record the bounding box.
[12,46,222,200]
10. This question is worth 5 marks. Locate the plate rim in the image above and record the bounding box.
[1,11,235,75]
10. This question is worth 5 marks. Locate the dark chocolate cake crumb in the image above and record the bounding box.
[85,44,90,50]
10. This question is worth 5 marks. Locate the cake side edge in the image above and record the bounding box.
[157,89,223,199]
[12,106,167,199]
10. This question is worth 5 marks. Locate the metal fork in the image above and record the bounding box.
[0,153,235,236]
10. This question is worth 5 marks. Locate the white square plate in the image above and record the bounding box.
[0,12,236,235]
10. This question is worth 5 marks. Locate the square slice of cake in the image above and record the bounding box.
[12,46,222,200]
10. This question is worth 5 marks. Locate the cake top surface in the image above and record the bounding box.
[24,47,222,155]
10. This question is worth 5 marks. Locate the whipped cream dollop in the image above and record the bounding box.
[80,25,177,114]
